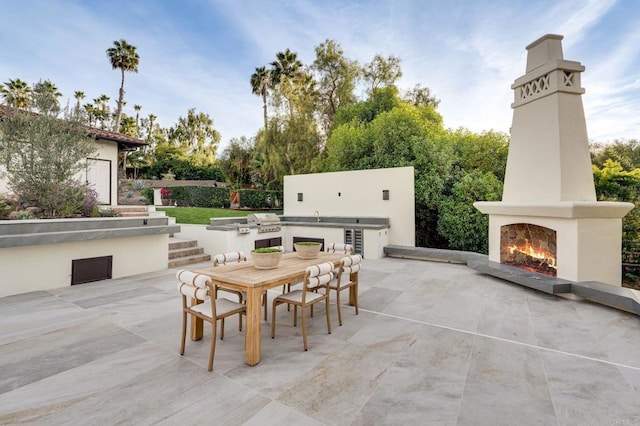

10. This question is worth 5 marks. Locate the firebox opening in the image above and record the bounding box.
[500,224,557,277]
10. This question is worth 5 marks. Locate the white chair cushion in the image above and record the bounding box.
[342,263,361,275]
[306,262,334,277]
[213,251,246,266]
[177,282,209,300]
[341,254,362,266]
[277,290,326,304]
[190,297,245,318]
[177,270,210,288]
[325,243,353,254]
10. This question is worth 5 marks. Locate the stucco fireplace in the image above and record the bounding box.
[475,34,633,286]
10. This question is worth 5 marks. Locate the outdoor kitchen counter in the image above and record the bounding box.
[206,216,390,231]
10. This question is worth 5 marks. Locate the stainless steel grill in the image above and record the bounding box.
[246,213,281,233]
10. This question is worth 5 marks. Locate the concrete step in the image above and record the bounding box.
[169,246,204,260]
[118,211,149,217]
[110,206,149,217]
[168,253,212,268]
[168,238,197,250]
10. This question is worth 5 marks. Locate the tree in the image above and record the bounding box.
[403,84,440,109]
[311,39,361,137]
[219,136,255,187]
[169,108,220,166]
[250,66,271,129]
[0,78,31,108]
[591,139,640,171]
[270,48,308,117]
[147,113,157,134]
[83,103,96,126]
[271,48,303,83]
[448,129,509,181]
[333,86,401,128]
[133,104,142,130]
[363,54,402,92]
[106,39,140,133]
[74,91,85,114]
[592,160,640,264]
[437,171,503,253]
[32,79,62,115]
[119,115,136,136]
[93,94,111,128]
[0,106,98,217]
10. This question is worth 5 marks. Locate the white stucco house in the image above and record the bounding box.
[0,104,147,206]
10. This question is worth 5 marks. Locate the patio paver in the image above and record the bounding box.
[1,257,639,425]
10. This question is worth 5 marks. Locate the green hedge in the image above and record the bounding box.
[239,189,283,209]
[169,186,230,208]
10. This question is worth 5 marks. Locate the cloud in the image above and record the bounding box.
[1,0,638,152]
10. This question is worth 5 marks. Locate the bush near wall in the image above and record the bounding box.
[239,189,283,209]
[142,188,154,205]
[170,186,230,208]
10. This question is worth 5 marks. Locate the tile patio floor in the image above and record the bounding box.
[1,257,640,425]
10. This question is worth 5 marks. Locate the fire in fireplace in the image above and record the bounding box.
[500,224,557,276]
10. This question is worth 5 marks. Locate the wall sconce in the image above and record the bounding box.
[297,192,303,202]
[382,190,390,200]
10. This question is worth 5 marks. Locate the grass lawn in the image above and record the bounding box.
[157,207,283,224]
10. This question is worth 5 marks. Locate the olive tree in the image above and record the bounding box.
[0,106,97,217]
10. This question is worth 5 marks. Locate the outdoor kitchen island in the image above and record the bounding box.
[204,214,390,259]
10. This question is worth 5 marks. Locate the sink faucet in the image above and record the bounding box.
[314,210,320,223]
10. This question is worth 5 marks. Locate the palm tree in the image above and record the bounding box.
[32,79,62,113]
[84,103,95,126]
[270,49,304,117]
[147,113,157,141]
[250,66,271,129]
[74,91,85,113]
[106,39,140,133]
[94,94,111,129]
[119,115,137,136]
[133,104,142,137]
[271,49,302,84]
[0,78,31,108]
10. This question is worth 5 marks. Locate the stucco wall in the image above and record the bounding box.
[0,234,168,297]
[283,167,415,247]
[91,140,118,206]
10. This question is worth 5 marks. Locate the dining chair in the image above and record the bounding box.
[176,270,246,371]
[271,261,333,351]
[213,251,247,329]
[330,254,362,326]
[213,251,269,321]
[213,251,246,303]
[325,243,354,255]
[324,243,355,278]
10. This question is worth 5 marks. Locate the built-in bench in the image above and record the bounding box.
[0,217,179,248]
[384,245,640,317]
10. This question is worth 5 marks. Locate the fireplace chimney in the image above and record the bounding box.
[475,34,634,286]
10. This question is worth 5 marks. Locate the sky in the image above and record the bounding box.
[1,0,639,153]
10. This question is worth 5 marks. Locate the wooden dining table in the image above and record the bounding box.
[193,252,344,366]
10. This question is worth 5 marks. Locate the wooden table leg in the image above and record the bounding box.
[244,287,262,365]
[190,298,204,341]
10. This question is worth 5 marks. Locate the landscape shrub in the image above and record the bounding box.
[170,186,230,208]
[239,189,283,209]
[142,188,154,204]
